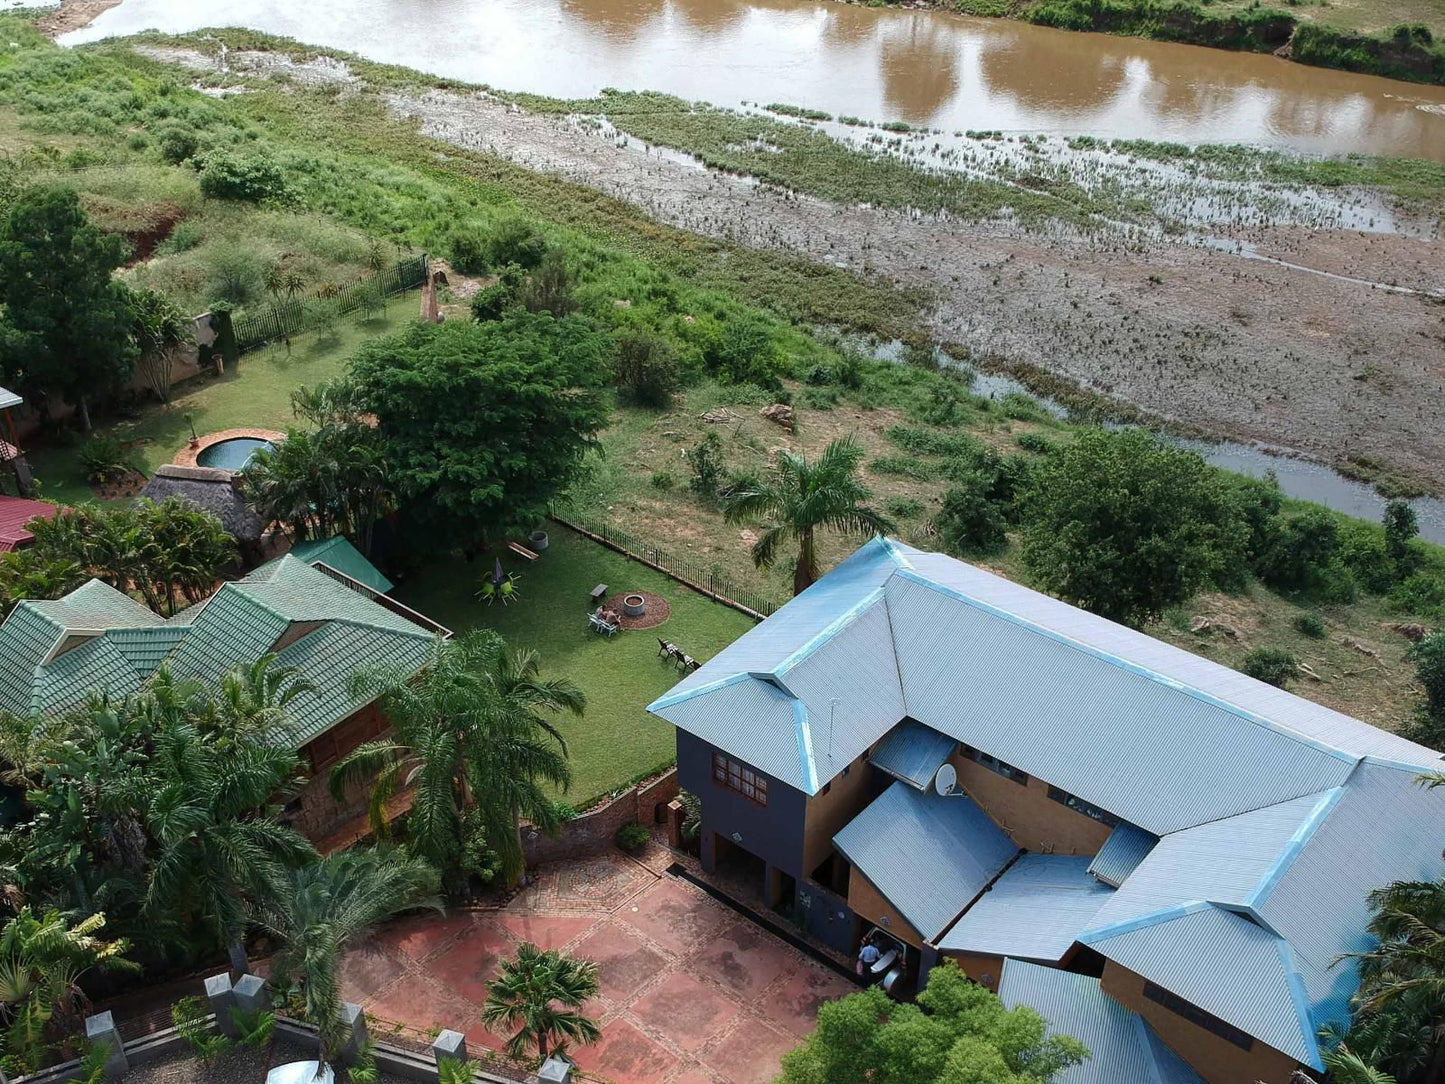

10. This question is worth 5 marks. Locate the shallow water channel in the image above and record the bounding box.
[65,0,1445,160]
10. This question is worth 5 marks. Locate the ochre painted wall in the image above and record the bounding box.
[847,868,925,949]
[941,951,1007,991]
[952,753,1113,855]
[1100,961,1300,1084]
[802,750,877,880]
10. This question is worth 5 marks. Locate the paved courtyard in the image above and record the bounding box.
[339,849,858,1084]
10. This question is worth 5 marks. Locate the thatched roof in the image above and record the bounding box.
[137,465,264,541]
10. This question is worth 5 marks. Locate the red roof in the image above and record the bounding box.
[0,496,58,552]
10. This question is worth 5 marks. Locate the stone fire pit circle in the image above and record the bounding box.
[623,593,647,617]
[600,591,671,630]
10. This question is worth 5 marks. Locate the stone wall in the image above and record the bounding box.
[522,769,679,865]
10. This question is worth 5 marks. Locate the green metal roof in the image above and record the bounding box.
[261,537,394,595]
[0,557,437,746]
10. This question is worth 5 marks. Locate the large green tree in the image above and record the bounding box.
[1019,428,1247,627]
[333,630,581,891]
[0,187,136,430]
[347,313,611,547]
[724,437,895,596]
[482,942,601,1061]
[777,960,1087,1084]
[247,849,440,1065]
[125,286,193,405]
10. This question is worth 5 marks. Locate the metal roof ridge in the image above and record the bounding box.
[1277,940,1326,1070]
[793,699,819,795]
[892,567,1359,768]
[318,615,437,642]
[1246,787,1348,911]
[773,584,888,677]
[1077,899,1215,944]
[1131,1014,1167,1084]
[647,671,755,712]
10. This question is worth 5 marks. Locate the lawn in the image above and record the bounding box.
[26,297,413,507]
[392,525,757,807]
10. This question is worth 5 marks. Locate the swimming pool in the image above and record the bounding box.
[196,437,274,471]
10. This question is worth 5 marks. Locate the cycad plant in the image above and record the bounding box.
[247,849,441,1065]
[481,943,600,1062]
[724,437,894,595]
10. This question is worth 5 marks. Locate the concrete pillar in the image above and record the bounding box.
[665,799,684,849]
[538,1055,573,1083]
[431,1030,466,1066]
[233,974,270,1015]
[204,973,240,1038]
[338,1004,368,1065]
[764,864,782,908]
[84,1011,128,1077]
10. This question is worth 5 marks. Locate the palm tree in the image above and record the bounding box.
[247,850,441,1065]
[143,714,316,953]
[0,909,138,1072]
[724,437,895,596]
[481,943,600,1062]
[332,631,580,890]
[127,286,193,405]
[1323,1046,1400,1084]
[214,655,316,743]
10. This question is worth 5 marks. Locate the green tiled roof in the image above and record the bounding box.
[0,557,437,747]
[259,537,394,595]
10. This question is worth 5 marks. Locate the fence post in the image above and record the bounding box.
[338,1004,369,1065]
[233,974,270,1015]
[85,1011,128,1078]
[538,1055,574,1083]
[431,1030,466,1078]
[205,973,242,1039]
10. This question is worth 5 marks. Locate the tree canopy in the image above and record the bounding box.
[347,313,611,546]
[777,961,1088,1084]
[1020,428,1247,627]
[0,186,136,429]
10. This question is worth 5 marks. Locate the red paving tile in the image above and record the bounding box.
[618,878,734,957]
[630,973,739,1052]
[363,972,477,1034]
[771,965,860,1038]
[492,911,599,952]
[691,924,798,999]
[573,922,669,1006]
[570,1019,676,1084]
[702,1018,803,1084]
[337,945,405,1004]
[672,1074,722,1084]
[379,907,482,962]
[424,922,513,1005]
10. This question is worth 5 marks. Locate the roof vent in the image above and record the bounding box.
[934,763,958,796]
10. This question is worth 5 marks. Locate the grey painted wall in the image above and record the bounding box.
[676,729,807,877]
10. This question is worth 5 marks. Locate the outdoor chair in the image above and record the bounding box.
[658,638,680,659]
[678,653,698,671]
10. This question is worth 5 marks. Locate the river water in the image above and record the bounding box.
[64,0,1445,161]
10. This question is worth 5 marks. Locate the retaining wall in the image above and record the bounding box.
[522,769,678,865]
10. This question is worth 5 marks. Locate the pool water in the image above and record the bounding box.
[197,437,274,470]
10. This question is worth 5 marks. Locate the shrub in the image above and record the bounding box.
[1387,570,1445,619]
[1241,647,1297,688]
[447,231,489,275]
[469,264,522,322]
[834,351,864,390]
[483,214,548,271]
[551,800,579,822]
[205,246,268,306]
[884,496,924,519]
[936,473,1009,556]
[615,328,678,408]
[517,248,577,316]
[1292,611,1327,639]
[155,220,201,255]
[158,127,198,164]
[650,470,675,490]
[805,364,833,386]
[686,432,726,501]
[198,149,287,202]
[616,822,650,851]
[78,435,139,484]
[869,454,935,481]
[1015,432,1057,455]
[1254,509,1356,602]
[172,996,231,1063]
[708,314,783,389]
[1409,631,1445,719]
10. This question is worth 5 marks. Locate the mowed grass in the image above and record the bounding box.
[27,298,413,506]
[392,526,757,806]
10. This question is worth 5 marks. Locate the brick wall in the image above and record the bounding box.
[522,769,679,865]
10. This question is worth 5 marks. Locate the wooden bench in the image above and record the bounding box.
[590,583,608,604]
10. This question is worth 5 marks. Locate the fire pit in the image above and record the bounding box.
[623,594,647,617]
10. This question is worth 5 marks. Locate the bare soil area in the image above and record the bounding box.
[36,0,120,35]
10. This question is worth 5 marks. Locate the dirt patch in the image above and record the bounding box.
[124,202,184,265]
[599,590,671,630]
[36,0,121,36]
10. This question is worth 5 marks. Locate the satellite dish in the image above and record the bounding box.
[934,763,958,796]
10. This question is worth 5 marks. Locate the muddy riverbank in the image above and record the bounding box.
[129,43,1445,493]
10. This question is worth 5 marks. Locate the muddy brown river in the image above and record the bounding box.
[63,0,1445,160]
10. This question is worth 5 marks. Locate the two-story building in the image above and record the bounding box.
[648,537,1445,1084]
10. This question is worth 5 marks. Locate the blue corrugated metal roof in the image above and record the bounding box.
[1088,824,1158,888]
[870,719,955,790]
[998,960,1204,1084]
[940,854,1112,961]
[1081,905,1320,1068]
[833,781,1017,941]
